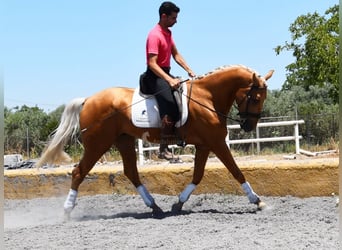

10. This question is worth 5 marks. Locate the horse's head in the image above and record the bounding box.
[235,70,274,132]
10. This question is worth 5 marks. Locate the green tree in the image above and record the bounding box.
[262,86,338,146]
[5,105,49,156]
[275,5,339,103]
[41,105,65,140]
[4,104,66,157]
[263,84,336,118]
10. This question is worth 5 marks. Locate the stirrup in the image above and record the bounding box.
[176,140,186,147]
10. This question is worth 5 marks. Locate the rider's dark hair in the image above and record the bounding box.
[159,1,180,17]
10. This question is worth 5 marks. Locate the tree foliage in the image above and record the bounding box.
[275,4,339,103]
[4,105,64,157]
[5,106,48,155]
[263,84,336,118]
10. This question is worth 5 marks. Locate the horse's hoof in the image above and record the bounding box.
[171,202,183,214]
[257,200,267,210]
[152,204,164,218]
[63,211,71,222]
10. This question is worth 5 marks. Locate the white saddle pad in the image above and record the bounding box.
[131,83,188,128]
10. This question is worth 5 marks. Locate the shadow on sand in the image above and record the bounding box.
[72,207,258,222]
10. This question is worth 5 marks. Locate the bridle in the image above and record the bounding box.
[235,84,267,121]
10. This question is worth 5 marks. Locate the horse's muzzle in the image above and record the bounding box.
[240,119,255,132]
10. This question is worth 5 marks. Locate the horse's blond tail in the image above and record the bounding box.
[36,97,86,168]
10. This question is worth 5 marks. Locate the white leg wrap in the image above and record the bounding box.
[64,189,78,213]
[242,182,260,204]
[137,185,155,208]
[179,183,197,203]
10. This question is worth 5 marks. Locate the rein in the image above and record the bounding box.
[183,89,242,123]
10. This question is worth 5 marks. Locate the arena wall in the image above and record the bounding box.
[4,158,338,199]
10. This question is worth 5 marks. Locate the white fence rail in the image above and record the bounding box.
[138,120,305,165]
[226,120,305,154]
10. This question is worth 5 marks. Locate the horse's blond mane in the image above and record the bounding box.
[195,64,259,79]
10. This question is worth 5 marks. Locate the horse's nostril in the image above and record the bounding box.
[240,120,254,132]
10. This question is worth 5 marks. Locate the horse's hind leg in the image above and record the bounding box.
[115,134,163,216]
[64,138,114,218]
[63,155,102,219]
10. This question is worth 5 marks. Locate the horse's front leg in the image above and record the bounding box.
[213,142,266,210]
[172,146,209,213]
[115,134,163,217]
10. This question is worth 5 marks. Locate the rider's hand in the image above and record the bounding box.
[187,69,196,78]
[168,78,181,89]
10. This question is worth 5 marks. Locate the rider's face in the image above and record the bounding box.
[164,12,178,27]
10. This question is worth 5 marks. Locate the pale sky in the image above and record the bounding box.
[2,0,338,112]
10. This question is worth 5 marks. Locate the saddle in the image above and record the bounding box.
[131,82,188,128]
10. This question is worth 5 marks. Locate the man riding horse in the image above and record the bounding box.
[140,1,195,160]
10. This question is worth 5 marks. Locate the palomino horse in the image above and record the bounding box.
[37,65,274,217]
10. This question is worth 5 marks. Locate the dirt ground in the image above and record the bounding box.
[4,152,340,249]
[4,193,339,249]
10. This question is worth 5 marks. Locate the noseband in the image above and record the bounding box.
[236,84,267,120]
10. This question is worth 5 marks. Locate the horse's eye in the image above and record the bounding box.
[252,94,261,103]
[251,98,259,104]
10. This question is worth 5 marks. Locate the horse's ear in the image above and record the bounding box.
[252,73,258,84]
[264,70,274,80]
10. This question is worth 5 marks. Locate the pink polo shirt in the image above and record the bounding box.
[146,24,175,68]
